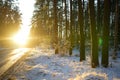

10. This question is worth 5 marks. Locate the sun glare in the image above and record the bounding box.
[12,26,30,45]
[12,0,35,46]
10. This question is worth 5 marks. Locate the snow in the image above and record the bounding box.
[13,47,120,80]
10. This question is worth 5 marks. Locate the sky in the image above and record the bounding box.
[18,0,35,27]
[12,0,35,45]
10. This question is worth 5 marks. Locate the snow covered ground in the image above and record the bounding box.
[12,47,120,80]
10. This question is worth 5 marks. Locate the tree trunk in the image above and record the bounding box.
[89,0,99,68]
[69,0,73,56]
[65,0,68,39]
[78,0,85,61]
[102,0,110,67]
[53,0,58,54]
[97,0,100,35]
[112,0,119,59]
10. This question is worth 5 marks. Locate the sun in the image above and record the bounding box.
[11,0,35,46]
[12,26,30,46]
[12,0,35,46]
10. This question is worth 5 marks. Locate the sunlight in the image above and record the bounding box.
[18,0,35,27]
[12,0,35,46]
[12,26,30,45]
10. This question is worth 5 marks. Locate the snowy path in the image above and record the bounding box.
[0,48,30,77]
[12,48,120,80]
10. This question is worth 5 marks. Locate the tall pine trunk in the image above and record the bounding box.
[97,0,100,35]
[89,0,99,68]
[65,0,68,39]
[112,0,119,59]
[102,0,110,67]
[69,0,73,56]
[53,0,58,54]
[78,0,85,61]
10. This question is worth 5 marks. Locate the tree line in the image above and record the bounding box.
[31,0,120,68]
[0,0,21,38]
[0,0,21,47]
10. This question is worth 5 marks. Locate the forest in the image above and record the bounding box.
[30,0,120,68]
[0,0,120,69]
[0,0,21,46]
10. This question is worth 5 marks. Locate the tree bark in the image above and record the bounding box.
[65,0,68,39]
[102,0,110,67]
[89,0,99,68]
[97,0,100,35]
[78,0,85,61]
[69,0,73,56]
[53,0,58,54]
[112,0,119,59]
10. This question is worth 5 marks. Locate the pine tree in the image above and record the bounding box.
[53,0,58,54]
[0,0,21,37]
[69,0,73,56]
[65,0,68,39]
[101,0,110,67]
[89,0,99,68]
[112,0,119,59]
[78,0,85,61]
